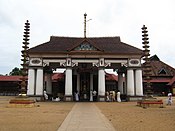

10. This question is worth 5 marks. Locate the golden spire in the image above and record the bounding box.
[84,13,87,38]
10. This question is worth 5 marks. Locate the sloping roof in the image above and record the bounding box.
[143,55,175,77]
[143,78,171,83]
[105,73,118,81]
[0,73,118,82]
[52,73,64,81]
[28,36,143,55]
[0,76,23,82]
[167,76,175,85]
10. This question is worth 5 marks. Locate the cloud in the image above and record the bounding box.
[0,0,174,74]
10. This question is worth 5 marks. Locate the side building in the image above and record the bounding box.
[142,55,175,95]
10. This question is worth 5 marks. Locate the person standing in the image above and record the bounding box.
[75,91,79,101]
[112,90,116,102]
[117,90,121,102]
[44,90,48,100]
[106,91,110,102]
[90,90,93,101]
[93,90,97,101]
[167,92,173,105]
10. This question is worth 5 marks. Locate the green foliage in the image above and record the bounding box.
[9,67,23,76]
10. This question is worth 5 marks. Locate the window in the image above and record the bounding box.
[159,68,167,75]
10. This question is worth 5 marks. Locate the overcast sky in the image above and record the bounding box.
[0,0,175,75]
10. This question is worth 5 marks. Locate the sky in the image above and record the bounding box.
[0,0,175,75]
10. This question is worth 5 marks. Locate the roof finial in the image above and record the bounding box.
[84,13,87,38]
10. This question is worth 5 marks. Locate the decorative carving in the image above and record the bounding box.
[31,59,41,64]
[128,59,141,67]
[29,58,42,66]
[93,58,111,67]
[61,58,78,67]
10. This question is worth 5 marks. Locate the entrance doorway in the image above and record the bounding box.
[80,72,90,101]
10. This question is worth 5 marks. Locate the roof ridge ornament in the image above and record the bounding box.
[84,13,87,38]
[84,13,92,38]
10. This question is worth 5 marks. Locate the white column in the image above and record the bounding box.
[65,68,72,96]
[46,74,52,94]
[77,73,80,93]
[135,69,143,96]
[90,74,93,91]
[36,68,44,95]
[124,73,127,94]
[98,68,105,101]
[118,73,123,94]
[90,74,93,101]
[127,69,135,96]
[27,68,35,95]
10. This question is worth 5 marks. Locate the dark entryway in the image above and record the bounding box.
[80,72,90,101]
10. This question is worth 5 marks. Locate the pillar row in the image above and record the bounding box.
[126,68,143,96]
[127,69,135,96]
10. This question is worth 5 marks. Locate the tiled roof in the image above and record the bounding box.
[143,78,171,83]
[0,73,118,82]
[105,73,118,81]
[52,73,64,81]
[143,55,175,77]
[0,76,24,81]
[28,36,143,55]
[167,76,175,85]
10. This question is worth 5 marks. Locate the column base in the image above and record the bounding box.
[98,95,106,101]
[64,95,73,101]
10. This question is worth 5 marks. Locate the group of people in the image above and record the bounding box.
[106,90,121,102]
[45,89,173,104]
[74,90,97,102]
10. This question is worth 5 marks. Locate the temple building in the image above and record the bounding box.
[26,14,144,101]
[27,36,143,101]
[1,15,174,101]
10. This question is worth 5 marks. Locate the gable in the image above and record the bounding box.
[72,40,99,51]
[142,55,175,77]
[150,55,160,61]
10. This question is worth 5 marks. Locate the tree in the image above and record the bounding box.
[9,67,23,76]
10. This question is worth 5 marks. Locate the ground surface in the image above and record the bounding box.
[0,96,74,131]
[96,97,175,131]
[0,96,175,131]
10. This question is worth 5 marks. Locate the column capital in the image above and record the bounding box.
[61,58,78,67]
[93,58,110,67]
